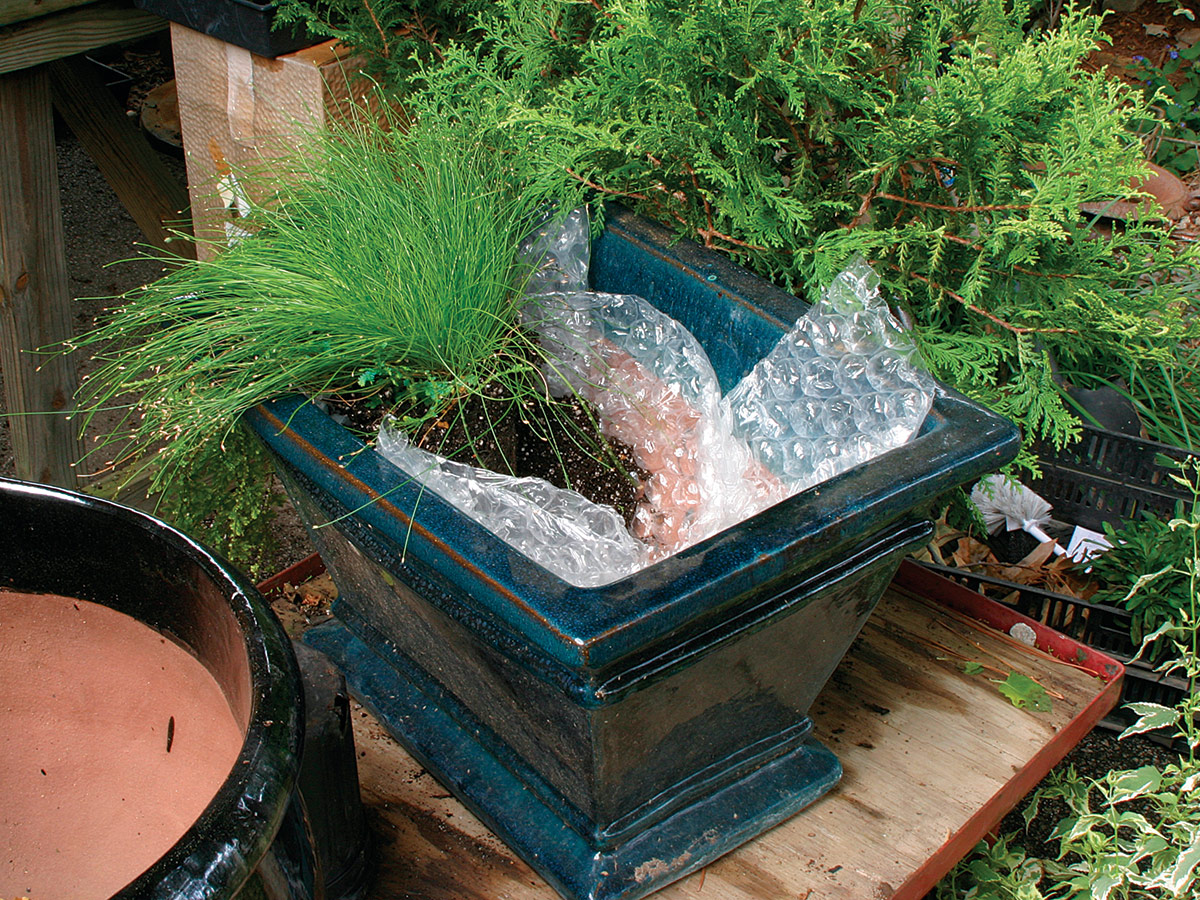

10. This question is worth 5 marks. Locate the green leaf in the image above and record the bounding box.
[1119,702,1180,739]
[1110,766,1163,803]
[1090,871,1121,900]
[1153,833,1200,894]
[964,660,985,675]
[996,672,1051,711]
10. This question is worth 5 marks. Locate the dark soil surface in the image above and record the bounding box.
[1087,0,1200,81]
[511,396,647,527]
[998,728,1185,861]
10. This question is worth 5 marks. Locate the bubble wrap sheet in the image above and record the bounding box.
[375,211,934,587]
[376,424,650,588]
[726,259,935,490]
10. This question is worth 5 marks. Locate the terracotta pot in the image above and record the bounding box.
[0,477,315,900]
[247,207,1020,900]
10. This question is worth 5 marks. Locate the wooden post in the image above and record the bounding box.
[171,24,362,258]
[0,65,81,486]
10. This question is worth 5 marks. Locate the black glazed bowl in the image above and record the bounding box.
[0,477,314,900]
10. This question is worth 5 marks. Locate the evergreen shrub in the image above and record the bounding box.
[286,0,1200,464]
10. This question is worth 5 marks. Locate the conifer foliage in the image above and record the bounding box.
[306,0,1200,462]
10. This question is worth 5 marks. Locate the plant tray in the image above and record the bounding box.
[1029,424,1193,533]
[917,561,1190,748]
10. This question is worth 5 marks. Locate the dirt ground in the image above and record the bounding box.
[0,22,1189,883]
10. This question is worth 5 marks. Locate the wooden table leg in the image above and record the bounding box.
[0,65,81,487]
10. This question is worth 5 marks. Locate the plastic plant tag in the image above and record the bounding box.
[1066,526,1112,563]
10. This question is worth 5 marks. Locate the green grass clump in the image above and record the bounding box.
[72,112,550,495]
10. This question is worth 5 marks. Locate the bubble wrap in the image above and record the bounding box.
[374,210,934,587]
[376,423,650,587]
[519,207,591,295]
[522,290,784,558]
[725,258,935,491]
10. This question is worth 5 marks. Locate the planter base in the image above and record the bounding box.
[307,618,842,900]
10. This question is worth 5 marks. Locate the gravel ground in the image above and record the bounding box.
[0,36,1186,887]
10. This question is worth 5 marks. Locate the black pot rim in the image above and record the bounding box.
[0,477,304,900]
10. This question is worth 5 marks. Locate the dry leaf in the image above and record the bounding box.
[1080,163,1200,222]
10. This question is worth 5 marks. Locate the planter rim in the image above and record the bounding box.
[0,477,304,900]
[252,387,1015,679]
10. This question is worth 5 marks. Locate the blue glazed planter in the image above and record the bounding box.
[247,208,1019,900]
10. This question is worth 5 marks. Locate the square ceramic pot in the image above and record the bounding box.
[246,207,1019,900]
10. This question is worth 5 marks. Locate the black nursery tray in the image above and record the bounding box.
[1030,423,1193,533]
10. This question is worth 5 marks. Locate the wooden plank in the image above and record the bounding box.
[48,54,191,254]
[346,584,1115,900]
[170,23,364,258]
[0,0,97,29]
[0,1,163,75]
[0,66,81,486]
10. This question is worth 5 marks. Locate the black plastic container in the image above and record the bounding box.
[1030,424,1193,532]
[0,476,315,899]
[134,0,317,57]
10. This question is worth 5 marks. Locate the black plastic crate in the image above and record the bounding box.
[134,0,317,57]
[918,561,1191,748]
[1030,424,1193,533]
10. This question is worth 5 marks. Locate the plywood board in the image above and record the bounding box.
[0,1,162,75]
[170,23,365,257]
[345,582,1115,900]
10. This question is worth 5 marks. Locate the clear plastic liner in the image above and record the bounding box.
[376,211,934,587]
[725,258,935,490]
[376,424,651,588]
[519,206,592,295]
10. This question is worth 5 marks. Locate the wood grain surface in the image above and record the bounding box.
[0,1,162,75]
[0,66,81,486]
[171,24,363,257]
[48,55,191,254]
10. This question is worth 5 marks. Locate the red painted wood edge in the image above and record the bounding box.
[889,558,1125,900]
[255,551,327,600]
